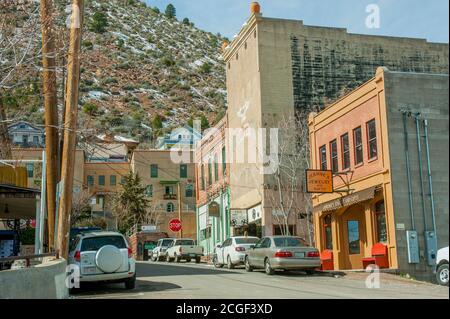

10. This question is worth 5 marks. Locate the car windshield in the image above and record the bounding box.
[175,240,195,246]
[161,239,174,247]
[273,237,309,248]
[235,238,259,244]
[81,236,127,251]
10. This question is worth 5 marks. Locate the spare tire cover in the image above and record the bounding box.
[95,245,123,273]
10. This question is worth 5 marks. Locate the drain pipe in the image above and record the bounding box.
[414,114,428,232]
[403,112,416,230]
[423,119,437,237]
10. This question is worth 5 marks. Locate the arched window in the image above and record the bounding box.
[375,200,387,243]
[323,215,333,250]
[167,202,175,213]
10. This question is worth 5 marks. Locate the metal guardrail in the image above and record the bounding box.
[0,251,59,268]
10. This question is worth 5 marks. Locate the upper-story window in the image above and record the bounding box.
[87,175,94,187]
[151,164,158,178]
[98,175,105,186]
[319,145,327,171]
[367,119,378,160]
[26,164,34,178]
[201,164,205,191]
[145,185,153,197]
[214,155,219,182]
[208,160,212,186]
[180,164,187,178]
[353,127,363,165]
[222,146,226,176]
[185,184,194,198]
[167,202,175,213]
[330,140,338,173]
[341,133,350,170]
[110,175,116,186]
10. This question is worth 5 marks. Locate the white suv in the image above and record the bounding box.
[436,247,449,286]
[151,238,175,261]
[68,231,136,290]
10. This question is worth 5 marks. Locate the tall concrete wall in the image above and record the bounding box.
[0,259,68,299]
[384,70,449,282]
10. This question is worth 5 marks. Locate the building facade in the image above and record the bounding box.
[8,121,45,148]
[131,150,197,239]
[222,3,449,239]
[195,116,230,257]
[156,126,202,150]
[309,67,448,281]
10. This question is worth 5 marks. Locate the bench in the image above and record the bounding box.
[362,243,389,269]
[320,250,334,271]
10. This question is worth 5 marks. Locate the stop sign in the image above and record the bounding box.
[169,219,182,232]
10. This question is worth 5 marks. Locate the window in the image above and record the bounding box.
[201,165,205,190]
[110,175,116,186]
[222,147,226,175]
[165,186,174,195]
[22,135,28,144]
[180,164,187,178]
[208,161,212,186]
[98,175,105,186]
[375,201,387,243]
[353,127,363,165]
[185,184,193,197]
[166,202,175,213]
[26,164,34,178]
[319,145,327,170]
[150,164,158,178]
[324,215,333,250]
[87,175,94,187]
[330,140,338,173]
[214,155,219,182]
[145,185,153,197]
[367,119,377,159]
[33,136,39,144]
[81,236,126,252]
[273,225,296,236]
[274,237,308,247]
[121,176,127,184]
[341,133,350,170]
[347,220,360,255]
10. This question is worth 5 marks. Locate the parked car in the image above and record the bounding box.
[244,236,321,275]
[68,231,136,290]
[151,238,176,262]
[436,246,449,286]
[165,238,203,263]
[214,236,260,269]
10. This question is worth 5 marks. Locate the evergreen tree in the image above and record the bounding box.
[200,114,210,129]
[165,4,176,19]
[90,12,108,34]
[182,17,190,25]
[152,114,163,130]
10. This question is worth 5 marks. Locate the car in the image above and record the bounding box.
[244,236,321,275]
[151,238,176,262]
[165,238,203,263]
[436,246,449,286]
[68,231,136,290]
[214,236,260,269]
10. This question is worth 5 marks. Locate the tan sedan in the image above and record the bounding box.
[244,236,321,275]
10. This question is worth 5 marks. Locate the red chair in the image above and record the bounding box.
[320,250,334,271]
[362,243,389,269]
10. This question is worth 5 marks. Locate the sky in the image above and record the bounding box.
[144,0,449,43]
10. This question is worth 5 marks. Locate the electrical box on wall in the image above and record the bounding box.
[406,230,420,264]
[425,231,437,266]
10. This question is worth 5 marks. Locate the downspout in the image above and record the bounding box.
[414,114,428,232]
[402,112,416,230]
[424,119,438,240]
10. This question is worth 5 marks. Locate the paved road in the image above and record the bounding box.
[74,261,448,299]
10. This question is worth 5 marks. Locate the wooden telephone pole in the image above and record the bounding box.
[56,0,84,259]
[40,0,59,250]
[0,92,12,159]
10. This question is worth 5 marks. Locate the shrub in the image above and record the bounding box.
[82,102,99,115]
[89,12,108,34]
[182,18,190,25]
[165,4,176,19]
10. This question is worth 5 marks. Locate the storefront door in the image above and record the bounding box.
[341,205,366,269]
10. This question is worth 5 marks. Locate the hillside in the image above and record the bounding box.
[1,0,227,144]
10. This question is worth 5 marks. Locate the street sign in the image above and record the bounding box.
[142,225,157,232]
[306,169,333,193]
[169,219,182,232]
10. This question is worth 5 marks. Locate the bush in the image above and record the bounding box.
[90,12,108,34]
[165,4,176,19]
[152,114,163,130]
[182,18,190,25]
[162,57,176,67]
[83,102,99,115]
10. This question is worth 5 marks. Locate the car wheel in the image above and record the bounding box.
[305,269,316,275]
[213,257,223,268]
[265,258,274,275]
[227,256,234,269]
[124,275,136,290]
[436,263,449,286]
[245,257,253,272]
[186,258,192,263]
[195,256,201,264]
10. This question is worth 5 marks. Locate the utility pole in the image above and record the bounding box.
[178,181,183,238]
[40,0,59,251]
[0,91,12,159]
[57,0,84,259]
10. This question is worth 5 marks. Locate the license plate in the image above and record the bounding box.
[83,266,97,274]
[295,252,305,258]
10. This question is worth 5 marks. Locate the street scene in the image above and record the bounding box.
[0,0,449,301]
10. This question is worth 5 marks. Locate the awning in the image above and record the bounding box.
[313,186,378,213]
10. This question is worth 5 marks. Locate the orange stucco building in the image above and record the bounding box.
[309,67,449,281]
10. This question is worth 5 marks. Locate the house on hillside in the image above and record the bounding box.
[156,126,201,150]
[8,121,45,148]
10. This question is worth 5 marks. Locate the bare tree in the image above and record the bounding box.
[265,109,316,244]
[70,187,92,226]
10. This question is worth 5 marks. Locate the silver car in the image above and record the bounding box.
[244,236,321,275]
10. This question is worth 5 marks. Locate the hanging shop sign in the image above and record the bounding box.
[306,170,333,193]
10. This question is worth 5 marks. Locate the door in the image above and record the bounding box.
[219,238,231,264]
[253,238,271,268]
[341,205,367,269]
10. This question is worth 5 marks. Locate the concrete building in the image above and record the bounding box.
[309,67,448,282]
[194,116,230,257]
[222,3,448,238]
[131,150,197,239]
